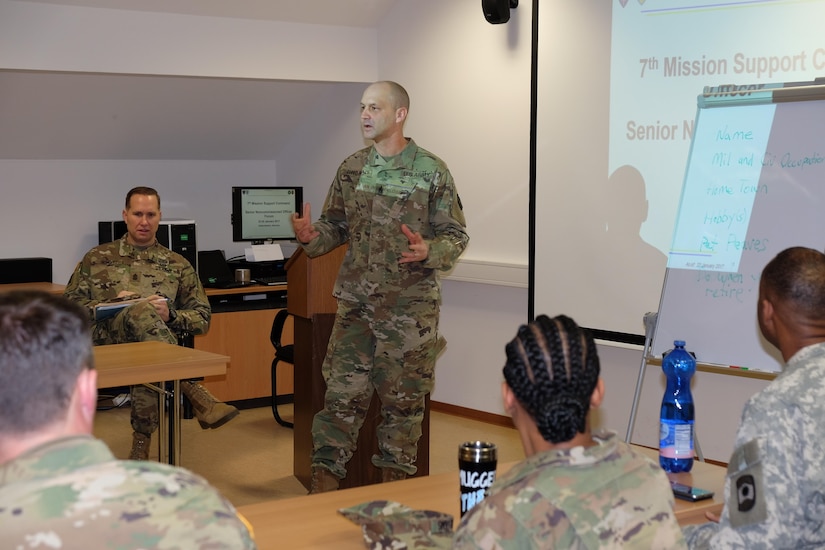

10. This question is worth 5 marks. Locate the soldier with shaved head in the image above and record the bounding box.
[292,81,468,492]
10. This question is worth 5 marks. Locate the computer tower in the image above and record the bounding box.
[98,219,198,270]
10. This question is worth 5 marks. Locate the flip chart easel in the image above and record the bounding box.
[624,80,825,447]
[652,79,825,374]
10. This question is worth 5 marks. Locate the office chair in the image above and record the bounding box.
[270,309,294,428]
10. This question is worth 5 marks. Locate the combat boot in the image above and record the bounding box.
[382,467,408,483]
[309,466,340,494]
[129,431,151,461]
[180,381,239,429]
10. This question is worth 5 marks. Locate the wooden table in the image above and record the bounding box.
[198,284,291,402]
[94,341,229,465]
[237,446,725,549]
[0,281,281,403]
[0,281,65,294]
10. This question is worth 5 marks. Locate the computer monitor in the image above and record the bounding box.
[231,186,303,243]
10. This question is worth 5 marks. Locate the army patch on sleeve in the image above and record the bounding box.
[727,438,767,527]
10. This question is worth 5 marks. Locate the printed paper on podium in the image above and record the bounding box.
[244,243,284,262]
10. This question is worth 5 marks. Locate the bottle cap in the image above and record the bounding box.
[674,340,685,346]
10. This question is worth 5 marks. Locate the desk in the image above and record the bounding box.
[638,447,725,527]
[0,281,289,403]
[237,446,725,549]
[197,284,292,402]
[0,282,65,294]
[94,341,229,466]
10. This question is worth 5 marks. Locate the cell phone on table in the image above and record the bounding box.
[670,480,714,502]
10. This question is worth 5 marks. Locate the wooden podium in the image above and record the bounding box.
[287,245,429,490]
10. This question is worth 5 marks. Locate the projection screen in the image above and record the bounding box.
[533,0,825,340]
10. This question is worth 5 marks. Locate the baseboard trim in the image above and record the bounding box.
[431,401,514,429]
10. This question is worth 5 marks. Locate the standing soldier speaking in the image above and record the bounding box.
[292,81,469,492]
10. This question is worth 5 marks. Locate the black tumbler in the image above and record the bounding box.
[458,441,497,517]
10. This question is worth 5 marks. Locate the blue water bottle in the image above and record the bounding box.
[659,340,696,473]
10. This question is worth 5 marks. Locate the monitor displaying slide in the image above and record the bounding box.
[231,186,303,243]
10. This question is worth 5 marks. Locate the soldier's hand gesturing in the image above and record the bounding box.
[399,224,428,264]
[291,203,319,244]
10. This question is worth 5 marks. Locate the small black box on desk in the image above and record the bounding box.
[208,289,288,312]
[0,257,53,284]
[227,258,288,282]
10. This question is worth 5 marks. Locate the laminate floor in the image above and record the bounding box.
[93,401,524,508]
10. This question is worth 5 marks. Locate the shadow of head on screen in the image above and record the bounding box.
[596,165,668,324]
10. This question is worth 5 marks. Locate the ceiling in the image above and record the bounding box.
[15,0,399,27]
[1,0,399,160]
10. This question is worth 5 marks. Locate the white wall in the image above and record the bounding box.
[377,0,531,267]
[0,0,375,282]
[1,159,277,281]
[275,83,368,213]
[0,0,378,81]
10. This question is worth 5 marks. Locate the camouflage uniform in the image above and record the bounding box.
[0,435,255,549]
[339,500,454,550]
[304,140,468,478]
[684,342,825,549]
[453,431,687,549]
[64,235,210,434]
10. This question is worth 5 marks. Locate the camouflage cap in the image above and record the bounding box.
[338,500,453,550]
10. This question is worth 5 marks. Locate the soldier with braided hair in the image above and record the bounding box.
[454,314,686,549]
